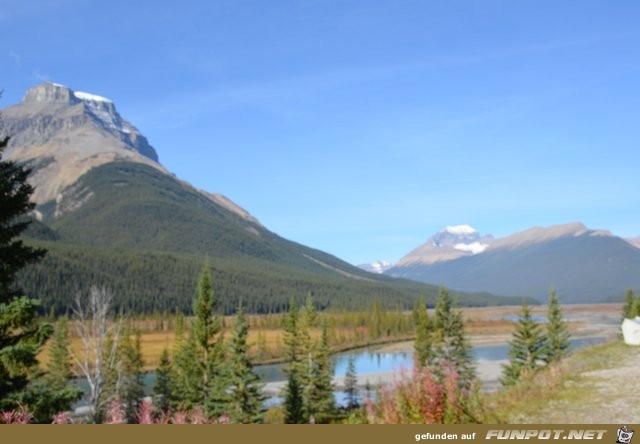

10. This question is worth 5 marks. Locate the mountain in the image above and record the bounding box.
[627,237,640,250]
[387,222,640,303]
[2,83,521,314]
[358,260,393,274]
[396,225,494,267]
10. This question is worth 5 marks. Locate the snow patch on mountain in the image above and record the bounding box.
[74,91,113,103]
[454,242,489,254]
[358,260,393,274]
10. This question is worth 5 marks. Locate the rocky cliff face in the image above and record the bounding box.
[0,82,164,214]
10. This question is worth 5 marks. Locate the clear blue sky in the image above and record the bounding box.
[2,1,639,265]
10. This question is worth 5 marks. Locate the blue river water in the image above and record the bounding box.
[254,335,605,383]
[73,336,605,408]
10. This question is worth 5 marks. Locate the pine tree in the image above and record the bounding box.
[153,347,172,413]
[414,298,434,369]
[545,289,570,363]
[227,304,264,423]
[304,321,335,423]
[432,288,476,389]
[622,289,635,320]
[344,355,359,409]
[0,135,51,412]
[501,303,548,386]
[283,298,304,424]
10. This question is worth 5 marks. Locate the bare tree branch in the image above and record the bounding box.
[69,285,121,423]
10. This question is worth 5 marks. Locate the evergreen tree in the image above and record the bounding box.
[45,317,75,391]
[100,332,120,412]
[19,316,82,423]
[344,355,359,409]
[227,304,264,423]
[414,298,434,369]
[501,303,548,386]
[191,263,229,417]
[633,294,640,318]
[171,263,229,415]
[171,328,200,409]
[0,135,51,412]
[283,298,304,424]
[119,326,145,422]
[371,299,384,339]
[299,294,316,416]
[284,369,304,424]
[622,289,635,320]
[0,136,46,298]
[432,288,476,389]
[153,347,172,413]
[304,321,335,423]
[545,289,570,363]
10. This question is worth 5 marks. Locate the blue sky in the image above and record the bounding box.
[2,0,640,265]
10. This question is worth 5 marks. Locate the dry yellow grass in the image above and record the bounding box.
[38,303,621,372]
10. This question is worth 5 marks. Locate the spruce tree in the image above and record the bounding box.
[283,298,304,424]
[622,289,635,320]
[501,303,548,386]
[299,294,316,417]
[304,321,335,423]
[119,326,145,422]
[414,298,434,369]
[0,136,46,298]
[343,355,359,409]
[0,135,51,412]
[171,328,200,409]
[545,289,570,363]
[153,347,172,413]
[19,316,82,423]
[45,317,75,391]
[99,332,119,411]
[173,263,229,416]
[432,288,476,388]
[227,304,264,423]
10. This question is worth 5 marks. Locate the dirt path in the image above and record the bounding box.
[508,341,640,424]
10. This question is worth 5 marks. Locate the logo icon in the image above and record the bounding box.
[617,426,634,444]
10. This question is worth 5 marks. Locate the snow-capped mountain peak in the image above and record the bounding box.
[445,224,477,235]
[395,225,494,267]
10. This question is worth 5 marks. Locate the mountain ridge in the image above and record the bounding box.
[387,222,640,303]
[2,82,522,313]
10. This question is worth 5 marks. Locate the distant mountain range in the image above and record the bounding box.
[2,83,521,313]
[381,223,640,303]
